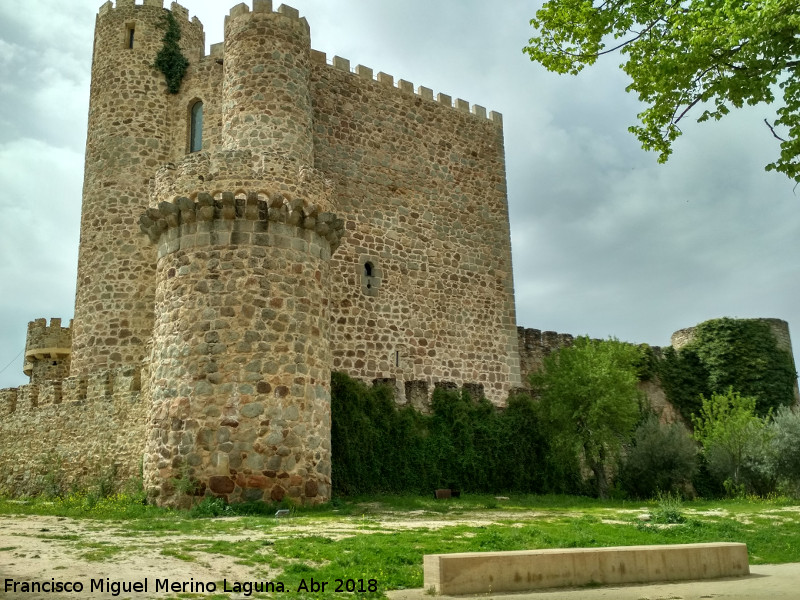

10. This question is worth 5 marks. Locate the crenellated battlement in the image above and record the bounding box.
[98,0,202,33]
[224,1,308,32]
[2,365,142,416]
[24,318,72,381]
[139,190,346,256]
[310,50,503,127]
[25,318,72,353]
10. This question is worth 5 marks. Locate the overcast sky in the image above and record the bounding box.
[1,0,798,390]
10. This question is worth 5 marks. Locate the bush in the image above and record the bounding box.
[619,415,698,498]
[692,388,774,495]
[649,491,686,524]
[767,405,800,495]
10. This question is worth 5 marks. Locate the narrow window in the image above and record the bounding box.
[127,25,135,49]
[190,101,203,153]
[359,257,380,296]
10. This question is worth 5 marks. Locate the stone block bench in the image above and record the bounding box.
[423,542,749,595]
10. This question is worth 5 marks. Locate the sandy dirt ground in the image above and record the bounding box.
[2,512,799,600]
[0,514,259,599]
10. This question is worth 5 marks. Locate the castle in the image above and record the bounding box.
[0,0,795,507]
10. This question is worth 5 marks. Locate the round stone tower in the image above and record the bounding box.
[140,2,343,507]
[71,0,204,375]
[221,1,313,162]
[140,192,344,506]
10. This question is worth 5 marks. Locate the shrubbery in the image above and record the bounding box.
[619,415,698,498]
[768,406,800,495]
[330,372,582,496]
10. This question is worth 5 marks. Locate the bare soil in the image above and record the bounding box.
[2,512,799,600]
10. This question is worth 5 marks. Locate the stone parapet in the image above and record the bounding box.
[224,1,307,30]
[151,150,335,212]
[139,191,345,257]
[4,366,142,416]
[98,0,202,33]
[517,326,575,385]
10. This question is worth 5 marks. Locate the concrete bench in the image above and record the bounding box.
[423,542,749,595]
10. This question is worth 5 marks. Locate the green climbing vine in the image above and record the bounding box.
[154,10,189,94]
[658,318,797,419]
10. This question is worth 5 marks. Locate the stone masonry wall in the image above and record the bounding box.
[71,1,204,375]
[516,327,575,386]
[310,52,521,405]
[0,367,145,495]
[515,327,682,423]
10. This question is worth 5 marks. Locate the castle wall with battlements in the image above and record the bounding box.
[311,51,520,403]
[0,367,146,495]
[0,0,795,503]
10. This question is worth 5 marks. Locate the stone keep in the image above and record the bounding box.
[0,0,521,506]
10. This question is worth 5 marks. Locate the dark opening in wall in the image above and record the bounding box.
[359,257,381,297]
[126,25,135,49]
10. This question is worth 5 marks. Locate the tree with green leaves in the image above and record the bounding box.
[692,387,772,495]
[531,337,643,498]
[767,405,800,495]
[619,414,698,499]
[524,0,800,181]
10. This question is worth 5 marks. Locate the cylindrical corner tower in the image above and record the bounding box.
[141,192,344,507]
[71,0,204,375]
[221,1,314,164]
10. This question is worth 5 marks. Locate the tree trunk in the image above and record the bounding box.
[591,460,609,499]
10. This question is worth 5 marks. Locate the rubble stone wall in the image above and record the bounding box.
[310,52,521,404]
[0,367,145,495]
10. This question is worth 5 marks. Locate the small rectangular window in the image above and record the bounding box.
[190,101,204,153]
[127,25,135,49]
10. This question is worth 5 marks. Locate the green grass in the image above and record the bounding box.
[2,493,800,599]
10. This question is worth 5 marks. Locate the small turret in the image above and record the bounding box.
[24,318,72,383]
[221,2,314,164]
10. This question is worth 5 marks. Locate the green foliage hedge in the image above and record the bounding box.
[658,318,796,419]
[330,372,582,496]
